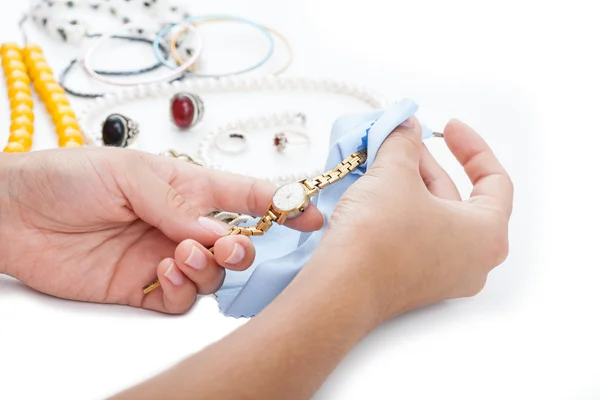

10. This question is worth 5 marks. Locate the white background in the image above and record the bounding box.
[1,0,598,399]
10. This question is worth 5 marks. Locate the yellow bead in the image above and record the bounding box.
[48,104,71,118]
[12,103,34,122]
[0,49,23,62]
[1,42,21,54]
[10,115,34,135]
[3,59,27,73]
[6,70,30,86]
[1,48,22,61]
[47,91,69,104]
[10,91,34,109]
[22,44,43,57]
[51,104,76,123]
[48,100,71,118]
[34,70,55,82]
[58,127,84,147]
[41,82,65,102]
[9,128,33,151]
[24,52,44,70]
[8,80,31,98]
[33,72,56,92]
[63,140,83,148]
[31,61,53,75]
[56,115,80,134]
[3,142,26,153]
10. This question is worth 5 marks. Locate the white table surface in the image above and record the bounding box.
[1,0,599,399]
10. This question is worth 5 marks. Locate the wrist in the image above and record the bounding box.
[299,234,387,332]
[308,224,416,326]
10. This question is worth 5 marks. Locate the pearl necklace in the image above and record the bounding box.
[78,76,391,182]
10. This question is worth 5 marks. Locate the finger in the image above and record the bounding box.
[148,154,325,233]
[212,235,256,271]
[284,202,324,232]
[370,116,423,181]
[419,144,461,200]
[141,258,197,314]
[121,165,229,247]
[444,119,514,215]
[174,239,227,295]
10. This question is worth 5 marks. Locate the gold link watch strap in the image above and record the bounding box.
[304,149,367,190]
[227,209,279,237]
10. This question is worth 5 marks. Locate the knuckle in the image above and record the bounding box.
[369,152,420,180]
[488,226,510,268]
[464,275,488,297]
[387,129,421,149]
[384,131,421,156]
[198,269,226,295]
[245,179,260,215]
[492,237,510,266]
[166,296,195,315]
[166,187,187,211]
[506,173,515,195]
[328,188,373,229]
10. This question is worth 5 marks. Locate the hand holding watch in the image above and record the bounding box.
[142,149,367,294]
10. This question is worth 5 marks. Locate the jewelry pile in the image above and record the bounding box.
[3,3,302,153]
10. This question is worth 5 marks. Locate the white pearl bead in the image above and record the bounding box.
[199,79,212,92]
[119,90,135,101]
[183,79,195,91]
[94,97,108,109]
[171,80,184,91]
[136,85,149,98]
[157,82,172,96]
[148,84,161,97]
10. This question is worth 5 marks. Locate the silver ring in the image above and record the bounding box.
[216,131,248,154]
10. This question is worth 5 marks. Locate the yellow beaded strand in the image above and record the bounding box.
[1,42,34,152]
[22,44,84,148]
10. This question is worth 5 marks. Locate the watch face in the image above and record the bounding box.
[272,182,307,212]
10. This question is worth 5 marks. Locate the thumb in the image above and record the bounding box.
[370,116,423,178]
[121,167,228,247]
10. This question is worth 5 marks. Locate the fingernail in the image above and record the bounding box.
[185,245,207,270]
[400,116,415,128]
[164,262,185,286]
[224,243,245,265]
[198,217,229,236]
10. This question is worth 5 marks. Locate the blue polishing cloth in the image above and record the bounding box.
[216,99,432,317]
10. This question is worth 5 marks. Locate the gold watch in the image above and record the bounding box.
[142,148,367,294]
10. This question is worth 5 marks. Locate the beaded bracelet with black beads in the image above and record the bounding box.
[28,0,192,45]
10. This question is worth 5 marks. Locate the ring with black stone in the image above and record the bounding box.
[101,113,139,147]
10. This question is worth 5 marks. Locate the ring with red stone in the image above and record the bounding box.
[215,131,248,154]
[170,92,205,130]
[273,130,310,153]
